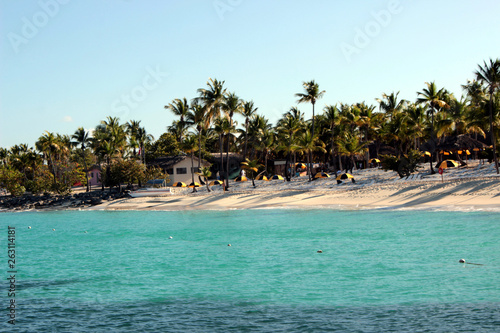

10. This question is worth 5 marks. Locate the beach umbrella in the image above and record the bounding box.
[436,160,459,169]
[188,182,200,188]
[295,163,307,170]
[209,180,224,186]
[234,176,248,182]
[255,174,269,181]
[369,158,381,163]
[336,173,354,180]
[172,182,187,187]
[270,175,284,180]
[314,172,330,179]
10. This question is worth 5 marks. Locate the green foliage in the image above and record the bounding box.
[146,133,180,162]
[144,166,169,185]
[0,167,25,196]
[24,165,53,194]
[380,150,421,178]
[104,159,146,188]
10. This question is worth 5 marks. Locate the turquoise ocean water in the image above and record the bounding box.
[1,209,499,332]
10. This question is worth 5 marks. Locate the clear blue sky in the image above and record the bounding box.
[1,0,499,148]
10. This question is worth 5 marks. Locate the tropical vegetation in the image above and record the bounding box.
[1,58,499,196]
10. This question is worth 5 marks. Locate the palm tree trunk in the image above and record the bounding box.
[307,149,312,182]
[244,121,248,158]
[198,130,203,184]
[191,151,196,192]
[81,149,90,192]
[225,115,233,190]
[219,134,223,181]
[489,95,499,174]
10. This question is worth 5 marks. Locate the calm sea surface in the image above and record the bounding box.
[0,209,499,332]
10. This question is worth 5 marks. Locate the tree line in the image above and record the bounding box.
[1,58,499,196]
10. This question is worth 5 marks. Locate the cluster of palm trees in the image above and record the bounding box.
[0,117,155,195]
[165,59,500,185]
[1,58,499,196]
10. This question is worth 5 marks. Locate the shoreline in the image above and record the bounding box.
[87,177,500,213]
[2,164,500,213]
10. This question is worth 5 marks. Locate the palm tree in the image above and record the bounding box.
[276,110,303,180]
[376,92,407,120]
[221,92,242,189]
[241,100,258,158]
[417,82,450,173]
[296,80,325,139]
[475,58,500,174]
[337,134,368,173]
[36,131,60,184]
[182,134,198,192]
[187,101,209,182]
[165,98,190,143]
[196,166,212,192]
[126,120,142,157]
[296,130,326,181]
[240,158,262,188]
[322,105,340,171]
[195,78,227,123]
[296,81,325,171]
[71,127,91,192]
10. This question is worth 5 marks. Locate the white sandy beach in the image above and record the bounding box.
[90,161,500,212]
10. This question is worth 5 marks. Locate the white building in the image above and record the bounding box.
[149,156,210,185]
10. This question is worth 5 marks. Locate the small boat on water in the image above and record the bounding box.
[129,187,172,198]
[129,179,172,198]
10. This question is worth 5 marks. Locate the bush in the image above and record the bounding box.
[381,150,421,178]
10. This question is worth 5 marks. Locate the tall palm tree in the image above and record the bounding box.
[322,105,340,170]
[187,101,209,182]
[126,120,142,157]
[71,127,91,192]
[241,100,258,158]
[475,58,500,174]
[221,92,242,189]
[183,134,198,192]
[296,81,325,171]
[195,78,227,124]
[296,80,325,139]
[212,116,229,181]
[165,98,190,143]
[276,110,303,180]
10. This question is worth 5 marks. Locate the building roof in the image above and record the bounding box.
[150,155,210,169]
